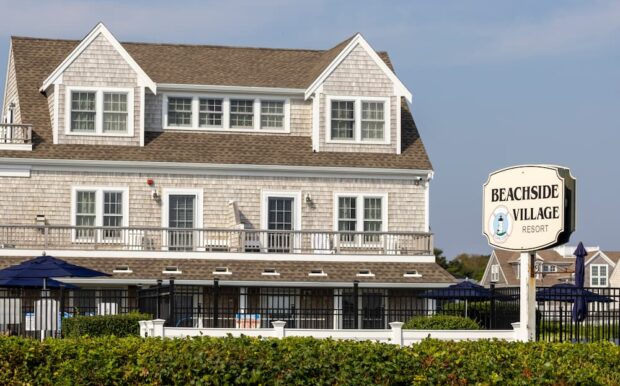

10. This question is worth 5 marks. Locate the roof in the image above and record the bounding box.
[1,35,431,170]
[488,248,610,287]
[0,256,455,285]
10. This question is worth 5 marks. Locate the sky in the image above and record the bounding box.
[0,0,619,258]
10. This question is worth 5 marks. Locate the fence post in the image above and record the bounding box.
[490,282,496,329]
[353,280,359,329]
[272,321,286,338]
[152,319,166,338]
[156,279,162,319]
[213,279,219,328]
[389,322,404,347]
[168,278,175,327]
[59,284,66,337]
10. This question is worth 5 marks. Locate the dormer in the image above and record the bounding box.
[40,23,155,147]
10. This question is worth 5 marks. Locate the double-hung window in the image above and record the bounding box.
[491,264,500,282]
[73,187,128,242]
[336,194,386,245]
[199,98,223,128]
[590,265,608,287]
[328,97,389,143]
[167,97,193,127]
[230,99,254,128]
[260,101,285,130]
[67,88,133,135]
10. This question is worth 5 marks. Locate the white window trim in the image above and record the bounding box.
[162,93,291,133]
[325,95,390,145]
[70,186,129,242]
[491,264,499,283]
[64,86,134,137]
[161,188,205,252]
[260,190,302,231]
[590,264,608,287]
[332,192,389,233]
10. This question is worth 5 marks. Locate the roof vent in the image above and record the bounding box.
[308,269,327,277]
[403,270,422,278]
[356,269,375,277]
[112,265,132,274]
[213,266,232,275]
[262,268,280,276]
[162,266,182,274]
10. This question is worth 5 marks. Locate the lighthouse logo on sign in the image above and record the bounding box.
[488,206,512,243]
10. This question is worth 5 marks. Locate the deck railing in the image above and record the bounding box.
[0,225,433,255]
[0,124,32,144]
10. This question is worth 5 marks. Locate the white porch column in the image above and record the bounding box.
[517,252,536,341]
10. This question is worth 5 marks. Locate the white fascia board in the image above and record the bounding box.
[1,39,12,121]
[59,278,452,288]
[304,34,412,102]
[157,83,305,96]
[0,157,433,181]
[39,23,156,93]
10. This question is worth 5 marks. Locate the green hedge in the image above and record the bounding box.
[1,336,620,385]
[404,314,481,330]
[62,312,151,338]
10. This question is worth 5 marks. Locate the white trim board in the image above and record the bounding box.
[0,157,433,181]
[304,34,412,102]
[0,249,436,263]
[40,23,156,93]
[1,40,12,122]
[158,84,304,95]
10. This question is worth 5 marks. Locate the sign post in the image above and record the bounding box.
[482,165,575,341]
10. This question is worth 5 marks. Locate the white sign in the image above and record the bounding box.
[482,165,575,251]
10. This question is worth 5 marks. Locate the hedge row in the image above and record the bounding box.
[1,336,620,385]
[62,312,151,338]
[403,315,481,330]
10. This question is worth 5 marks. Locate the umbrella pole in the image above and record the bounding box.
[465,300,468,318]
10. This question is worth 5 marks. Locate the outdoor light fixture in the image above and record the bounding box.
[304,193,312,204]
[414,177,423,186]
[147,178,161,202]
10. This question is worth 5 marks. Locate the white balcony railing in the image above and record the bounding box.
[0,225,433,256]
[0,124,32,145]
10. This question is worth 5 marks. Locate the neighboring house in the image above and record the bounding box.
[0,23,453,328]
[480,245,620,288]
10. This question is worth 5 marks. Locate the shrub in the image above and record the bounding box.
[403,314,481,330]
[62,312,151,338]
[0,336,620,385]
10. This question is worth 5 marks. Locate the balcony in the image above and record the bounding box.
[0,124,33,151]
[0,225,433,257]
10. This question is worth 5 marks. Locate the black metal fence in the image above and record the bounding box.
[137,281,521,330]
[536,287,620,343]
[0,287,136,338]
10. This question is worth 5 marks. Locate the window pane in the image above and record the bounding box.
[199,98,223,127]
[361,102,385,140]
[103,192,123,239]
[363,197,382,242]
[103,93,128,133]
[76,191,96,238]
[260,101,284,130]
[168,97,193,127]
[331,101,354,139]
[230,99,254,128]
[338,197,356,242]
[71,92,96,132]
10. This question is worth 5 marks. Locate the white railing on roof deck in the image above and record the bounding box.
[0,225,433,255]
[0,124,32,144]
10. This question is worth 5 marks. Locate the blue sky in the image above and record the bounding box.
[1,0,619,258]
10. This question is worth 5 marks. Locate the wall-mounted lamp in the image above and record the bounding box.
[147,178,161,202]
[414,177,424,186]
[304,193,312,204]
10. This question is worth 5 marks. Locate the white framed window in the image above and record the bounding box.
[162,94,290,132]
[65,86,134,136]
[199,98,223,128]
[326,96,390,144]
[542,264,557,273]
[491,264,499,282]
[333,193,388,245]
[590,264,608,287]
[161,188,204,252]
[71,187,129,242]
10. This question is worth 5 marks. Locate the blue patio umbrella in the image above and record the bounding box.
[0,277,79,289]
[423,280,505,317]
[0,254,109,289]
[573,242,588,322]
[536,283,613,304]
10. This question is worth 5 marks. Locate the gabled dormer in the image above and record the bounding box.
[40,23,155,147]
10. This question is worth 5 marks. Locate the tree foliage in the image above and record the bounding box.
[434,247,490,281]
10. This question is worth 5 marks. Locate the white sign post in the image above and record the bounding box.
[483,165,575,341]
